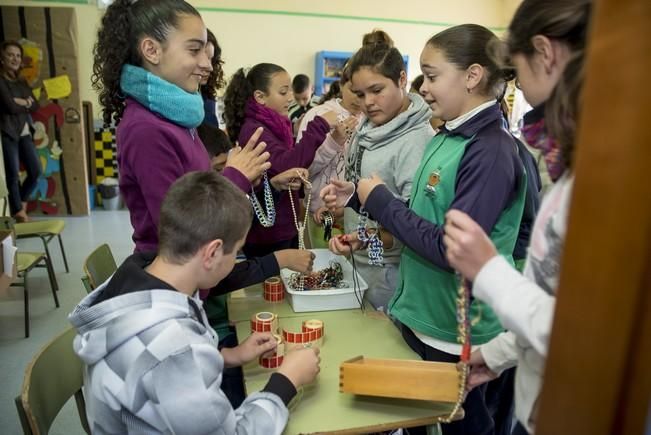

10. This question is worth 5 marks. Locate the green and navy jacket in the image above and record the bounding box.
[363,103,526,345]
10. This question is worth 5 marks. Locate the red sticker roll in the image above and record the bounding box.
[263,277,285,302]
[283,319,325,350]
[259,333,285,368]
[259,354,284,368]
[250,311,279,334]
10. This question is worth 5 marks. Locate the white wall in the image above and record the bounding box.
[6,0,522,119]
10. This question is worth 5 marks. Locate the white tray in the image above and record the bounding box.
[280,249,368,312]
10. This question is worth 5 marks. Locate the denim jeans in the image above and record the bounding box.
[1,132,41,215]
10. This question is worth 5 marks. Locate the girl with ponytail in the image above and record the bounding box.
[323,24,526,435]
[92,0,270,252]
[224,63,347,257]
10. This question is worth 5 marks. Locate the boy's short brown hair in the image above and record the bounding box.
[158,171,251,263]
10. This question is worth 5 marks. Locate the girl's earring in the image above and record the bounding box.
[466,87,472,94]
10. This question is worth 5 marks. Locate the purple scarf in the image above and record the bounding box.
[245,99,294,147]
[522,105,564,182]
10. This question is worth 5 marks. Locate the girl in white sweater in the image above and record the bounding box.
[442,0,592,433]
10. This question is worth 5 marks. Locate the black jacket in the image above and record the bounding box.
[0,76,39,141]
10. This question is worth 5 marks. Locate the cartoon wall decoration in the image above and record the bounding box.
[1,6,89,215]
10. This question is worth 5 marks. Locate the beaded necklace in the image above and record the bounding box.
[356,208,384,266]
[249,172,275,227]
[441,275,472,423]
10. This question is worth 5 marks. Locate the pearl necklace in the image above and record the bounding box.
[288,170,312,290]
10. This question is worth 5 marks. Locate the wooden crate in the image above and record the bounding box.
[339,356,460,403]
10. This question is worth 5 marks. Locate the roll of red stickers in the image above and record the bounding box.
[259,333,285,368]
[250,311,278,334]
[252,312,324,369]
[283,319,325,350]
[259,354,284,368]
[263,276,285,302]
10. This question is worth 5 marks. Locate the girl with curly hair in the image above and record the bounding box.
[92,0,271,252]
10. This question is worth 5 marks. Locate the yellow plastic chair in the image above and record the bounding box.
[14,219,69,273]
[15,327,90,435]
[82,243,117,292]
[13,251,60,338]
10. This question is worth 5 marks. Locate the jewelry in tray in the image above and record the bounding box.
[288,260,348,291]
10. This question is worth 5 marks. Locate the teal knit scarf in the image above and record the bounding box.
[120,64,204,128]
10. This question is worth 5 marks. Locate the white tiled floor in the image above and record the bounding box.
[0,210,134,434]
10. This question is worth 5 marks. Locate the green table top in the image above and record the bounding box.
[230,288,457,434]
[228,285,305,322]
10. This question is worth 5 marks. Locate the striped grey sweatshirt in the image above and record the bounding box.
[69,265,289,435]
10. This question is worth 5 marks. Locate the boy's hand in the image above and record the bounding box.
[465,349,498,391]
[320,180,355,212]
[274,249,315,274]
[329,233,363,256]
[226,127,272,182]
[277,347,321,388]
[222,332,277,367]
[357,174,385,206]
[443,209,498,281]
[270,168,309,191]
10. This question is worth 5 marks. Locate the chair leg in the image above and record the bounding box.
[44,256,60,307]
[74,391,91,435]
[57,234,70,273]
[24,278,29,338]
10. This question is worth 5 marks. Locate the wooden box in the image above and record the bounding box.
[339,356,460,403]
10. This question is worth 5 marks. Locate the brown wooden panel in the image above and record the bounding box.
[536,0,651,433]
[1,7,20,41]
[49,6,88,215]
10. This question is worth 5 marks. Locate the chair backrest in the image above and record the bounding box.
[82,244,117,291]
[17,327,90,434]
[0,216,15,230]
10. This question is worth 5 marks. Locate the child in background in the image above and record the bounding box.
[362,28,394,47]
[410,74,424,94]
[197,122,231,171]
[199,29,225,128]
[297,65,362,248]
[70,171,321,434]
[411,74,445,131]
[199,29,226,127]
[443,1,591,433]
[224,63,346,257]
[318,80,342,104]
[324,24,526,435]
[288,73,317,127]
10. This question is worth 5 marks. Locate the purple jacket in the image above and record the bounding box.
[117,99,249,252]
[238,115,330,244]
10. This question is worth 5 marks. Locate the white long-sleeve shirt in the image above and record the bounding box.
[475,173,574,434]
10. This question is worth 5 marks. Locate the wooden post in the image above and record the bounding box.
[535,0,651,434]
